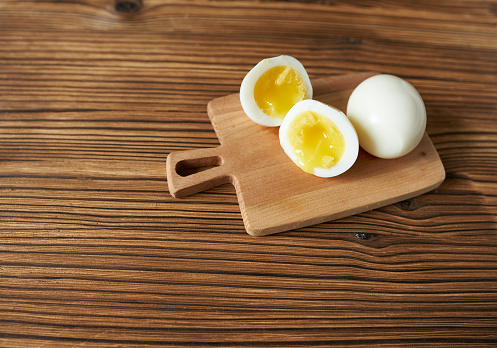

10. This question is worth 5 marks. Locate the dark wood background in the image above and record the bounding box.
[1,0,496,346]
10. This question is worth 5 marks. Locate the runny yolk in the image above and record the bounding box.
[287,111,345,174]
[253,65,306,120]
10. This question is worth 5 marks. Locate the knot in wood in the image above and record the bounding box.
[354,233,373,240]
[395,199,418,211]
[114,0,142,14]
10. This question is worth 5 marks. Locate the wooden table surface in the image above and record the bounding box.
[1,0,496,346]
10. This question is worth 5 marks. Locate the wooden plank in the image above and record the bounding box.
[0,0,496,346]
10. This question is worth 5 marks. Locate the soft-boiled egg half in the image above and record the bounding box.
[347,74,426,159]
[279,100,359,177]
[240,55,313,127]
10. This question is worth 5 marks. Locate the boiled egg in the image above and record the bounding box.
[240,55,313,127]
[346,74,426,159]
[279,100,359,177]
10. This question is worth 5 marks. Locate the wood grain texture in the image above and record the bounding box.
[0,0,496,346]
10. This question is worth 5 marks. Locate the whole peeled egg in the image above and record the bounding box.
[240,55,313,127]
[346,74,427,159]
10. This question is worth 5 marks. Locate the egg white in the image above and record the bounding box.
[279,100,359,177]
[240,55,313,127]
[346,74,426,159]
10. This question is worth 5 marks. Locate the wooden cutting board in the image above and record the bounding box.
[166,72,445,236]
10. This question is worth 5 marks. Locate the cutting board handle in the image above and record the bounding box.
[166,146,231,198]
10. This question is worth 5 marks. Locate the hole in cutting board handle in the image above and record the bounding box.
[175,156,223,177]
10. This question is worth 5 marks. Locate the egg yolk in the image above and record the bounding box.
[253,65,306,120]
[287,111,345,174]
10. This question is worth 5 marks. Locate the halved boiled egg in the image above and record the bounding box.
[279,100,359,177]
[240,55,313,127]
